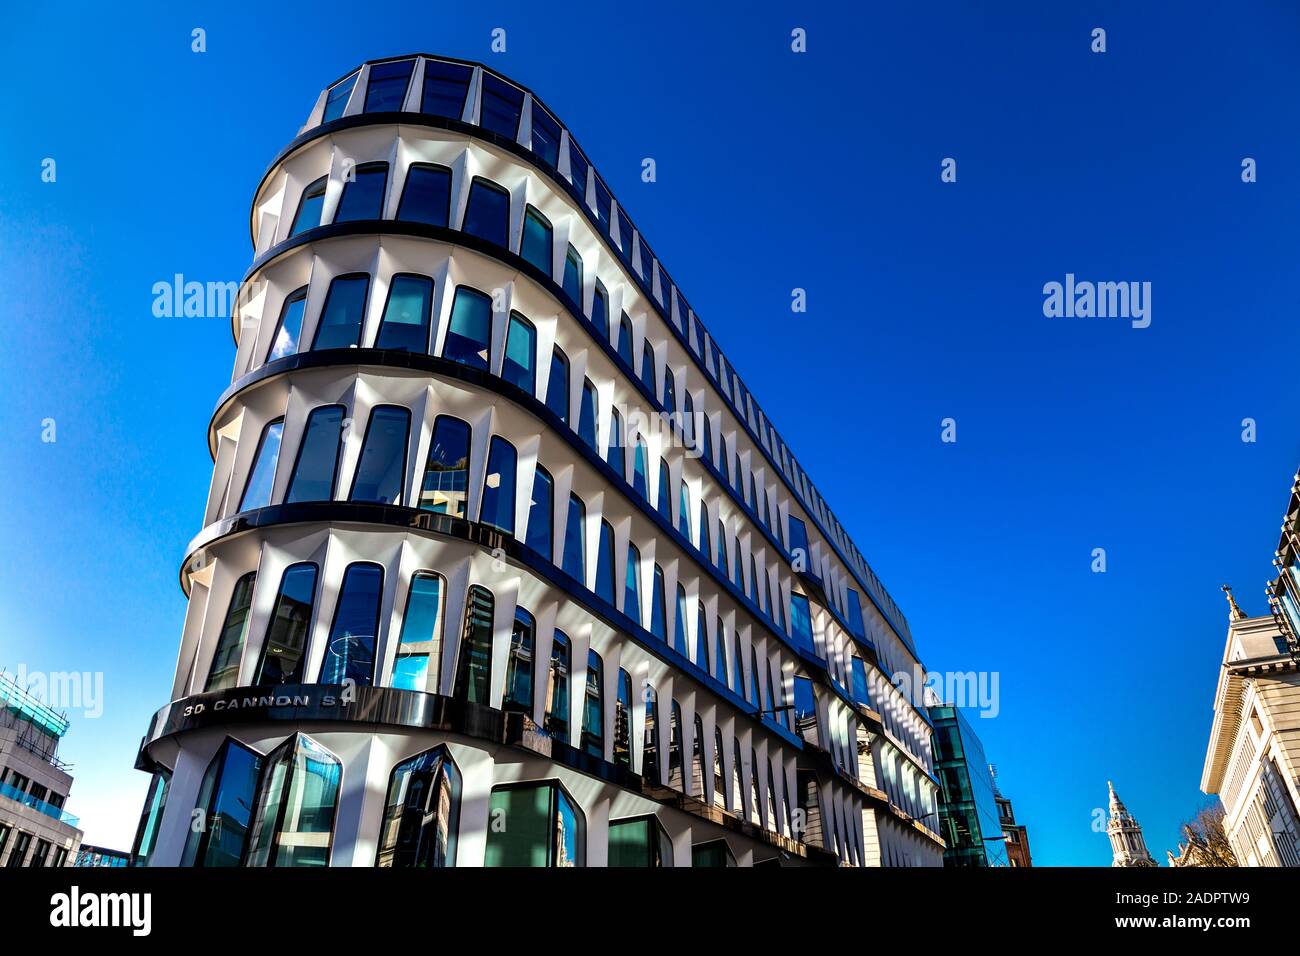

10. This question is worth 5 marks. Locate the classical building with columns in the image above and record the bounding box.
[1107,781,1156,867]
[129,55,944,867]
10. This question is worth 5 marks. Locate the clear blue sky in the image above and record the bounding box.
[2,0,1298,864]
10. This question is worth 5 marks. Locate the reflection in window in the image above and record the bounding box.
[245,734,341,868]
[520,206,553,276]
[289,177,327,237]
[642,683,659,783]
[503,608,534,712]
[396,164,451,227]
[334,163,388,222]
[503,311,537,394]
[454,585,494,705]
[606,409,624,477]
[695,605,709,672]
[592,282,610,341]
[650,565,668,641]
[732,635,746,697]
[421,60,471,119]
[350,406,410,504]
[663,367,677,417]
[562,494,585,584]
[562,244,583,305]
[317,562,384,686]
[595,520,616,604]
[614,669,633,769]
[254,562,318,686]
[525,465,553,561]
[578,379,598,451]
[311,274,369,350]
[286,405,344,503]
[484,782,584,867]
[693,839,737,867]
[714,616,728,684]
[615,207,635,260]
[692,714,706,798]
[668,701,684,789]
[640,342,657,396]
[479,74,524,138]
[238,418,284,511]
[322,72,358,122]
[205,572,257,691]
[790,593,814,654]
[750,649,763,708]
[713,730,727,810]
[678,483,691,539]
[608,815,672,867]
[463,177,509,247]
[624,543,642,626]
[674,585,690,657]
[632,439,649,500]
[617,313,635,368]
[546,347,569,424]
[375,274,433,352]
[530,104,562,168]
[180,738,261,867]
[443,286,491,370]
[733,739,745,819]
[656,459,671,520]
[581,649,604,758]
[545,631,570,738]
[376,746,460,867]
[717,521,728,578]
[479,436,517,534]
[364,59,414,112]
[567,139,589,196]
[392,572,443,691]
[130,769,171,868]
[267,287,308,362]
[420,415,470,517]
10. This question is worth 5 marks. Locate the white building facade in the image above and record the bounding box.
[132,55,943,867]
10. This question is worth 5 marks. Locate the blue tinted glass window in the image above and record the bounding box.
[546,348,569,424]
[480,436,517,534]
[290,177,327,237]
[421,60,472,119]
[335,163,388,222]
[375,274,433,352]
[615,208,635,259]
[845,590,866,638]
[650,566,668,641]
[592,179,612,232]
[578,380,598,451]
[364,59,415,112]
[790,594,814,653]
[443,286,491,370]
[393,573,442,691]
[581,650,604,758]
[318,563,384,685]
[520,207,553,275]
[239,419,284,511]
[503,312,536,394]
[624,544,642,626]
[596,521,616,604]
[206,573,257,692]
[714,618,727,683]
[567,140,589,197]
[656,460,671,520]
[640,343,656,396]
[851,657,869,706]
[695,606,709,671]
[181,740,261,867]
[545,631,570,737]
[606,409,624,477]
[396,164,451,227]
[663,368,676,416]
[322,73,358,123]
[455,586,494,704]
[617,314,635,368]
[503,608,533,711]
[562,494,586,584]
[591,283,610,341]
[699,502,710,558]
[678,483,691,538]
[350,406,410,504]
[526,466,554,561]
[632,441,648,500]
[420,416,470,516]
[530,105,562,167]
[674,586,689,656]
[268,288,308,362]
[254,562,318,685]
[562,245,583,306]
[311,274,369,350]
[479,74,524,139]
[463,178,509,247]
[788,516,809,567]
[286,406,344,503]
[717,521,728,577]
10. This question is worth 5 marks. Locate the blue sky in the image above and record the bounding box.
[2,0,1299,864]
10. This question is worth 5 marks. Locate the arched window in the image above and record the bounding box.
[617,313,635,367]
[421,60,471,119]
[733,537,744,590]
[526,464,554,561]
[289,176,327,237]
[420,415,470,517]
[544,630,570,738]
[732,738,745,820]
[702,415,713,464]
[245,734,341,867]
[581,649,604,758]
[520,206,553,276]
[632,439,649,500]
[317,562,384,686]
[750,555,762,607]
[462,177,509,247]
[443,286,491,370]
[396,163,451,227]
[712,730,726,810]
[656,459,671,520]
[503,607,534,712]
[546,347,569,424]
[349,405,410,505]
[562,493,586,584]
[595,519,616,604]
[205,572,257,691]
[479,436,517,534]
[699,502,711,560]
[454,585,494,704]
[750,648,763,708]
[668,701,684,789]
[608,815,672,868]
[562,244,583,306]
[484,781,584,867]
[640,342,657,396]
[650,564,668,641]
[764,659,778,725]
[479,74,524,138]
[732,635,746,697]
[363,59,414,112]
[606,408,624,477]
[682,392,695,446]
[714,616,728,685]
[678,482,691,538]
[614,669,633,768]
[254,562,318,686]
[311,273,369,350]
[502,311,536,394]
[674,584,689,656]
[321,72,358,122]
[750,748,762,825]
[181,738,261,867]
[695,603,709,672]
[334,162,388,222]
[267,286,308,363]
[374,274,434,352]
[691,714,705,798]
[592,281,610,341]
[376,746,460,867]
[663,367,677,417]
[766,765,779,834]
[717,520,728,577]
[642,683,659,783]
[238,418,284,512]
[392,572,443,691]
[577,379,598,451]
[624,543,642,626]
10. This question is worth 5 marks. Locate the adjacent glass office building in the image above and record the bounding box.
[928,705,1007,867]
[132,55,944,866]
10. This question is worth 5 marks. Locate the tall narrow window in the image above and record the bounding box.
[479,74,524,139]
[245,734,341,868]
[130,769,171,868]
[289,177,327,237]
[363,59,414,112]
[606,408,624,477]
[663,367,677,417]
[656,459,671,520]
[668,701,684,789]
[850,657,870,706]
[396,164,451,227]
[699,502,711,560]
[766,660,781,726]
[682,393,696,446]
[525,465,554,561]
[717,520,728,578]
[238,418,284,511]
[695,605,709,672]
[615,207,635,260]
[578,379,598,451]
[750,649,763,708]
[311,274,369,350]
[545,631,571,738]
[530,104,562,168]
[632,439,649,500]
[642,683,659,783]
[454,585,494,705]
[591,281,610,341]
[732,635,746,696]
[462,177,509,247]
[678,483,691,538]
[650,565,668,641]
[205,572,257,691]
[674,584,689,656]
[640,342,657,396]
[484,782,584,867]
[322,73,358,123]
[580,649,604,758]
[253,562,318,686]
[375,746,460,868]
[392,572,443,691]
[349,406,410,505]
[374,274,433,352]
[595,520,616,604]
[692,714,706,798]
[334,162,388,222]
[502,311,537,394]
[614,669,633,768]
[443,286,491,370]
[503,607,535,712]
[733,740,745,819]
[713,730,727,809]
[420,415,471,517]
[624,543,642,626]
[317,562,384,686]
[751,749,761,824]
[546,347,569,424]
[714,617,728,683]
[285,405,344,503]
[562,245,583,306]
[267,287,308,362]
[568,139,590,195]
[180,738,261,867]
[520,207,553,276]
[617,314,635,367]
[421,60,471,119]
[562,494,586,584]
[479,436,517,534]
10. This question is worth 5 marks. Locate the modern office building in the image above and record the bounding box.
[0,672,82,867]
[991,767,1032,867]
[1106,781,1157,867]
[74,844,131,868]
[131,54,943,867]
[928,705,1006,866]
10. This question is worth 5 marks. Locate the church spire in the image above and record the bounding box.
[1107,781,1157,867]
[1221,584,1246,622]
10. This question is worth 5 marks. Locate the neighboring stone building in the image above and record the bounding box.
[991,767,1032,867]
[1107,781,1157,867]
